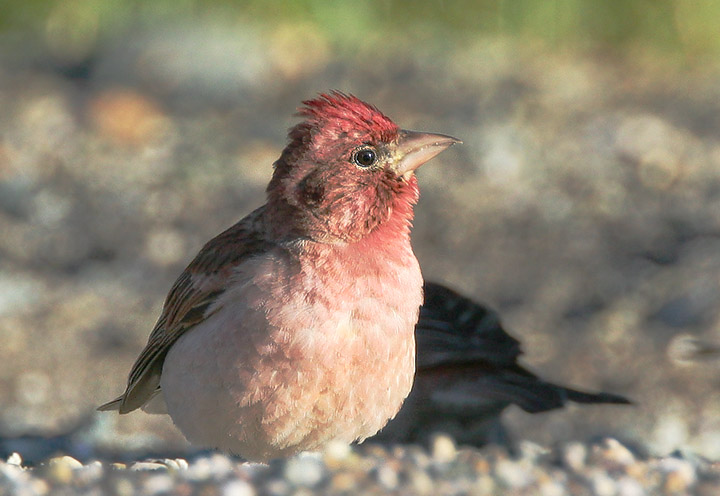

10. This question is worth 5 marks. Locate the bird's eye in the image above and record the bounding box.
[352,147,377,168]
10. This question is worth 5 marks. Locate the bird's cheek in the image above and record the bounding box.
[298,182,326,208]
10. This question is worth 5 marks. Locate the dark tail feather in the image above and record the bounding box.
[563,388,632,406]
[501,375,632,413]
[477,375,632,414]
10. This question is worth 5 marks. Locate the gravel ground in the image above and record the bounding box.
[2,19,720,494]
[3,437,720,496]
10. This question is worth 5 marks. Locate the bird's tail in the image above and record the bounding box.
[563,388,632,406]
[96,397,122,411]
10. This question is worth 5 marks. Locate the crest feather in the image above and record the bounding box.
[294,91,399,142]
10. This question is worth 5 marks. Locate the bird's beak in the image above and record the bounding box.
[393,130,462,178]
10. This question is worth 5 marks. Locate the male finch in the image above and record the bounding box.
[99,92,460,462]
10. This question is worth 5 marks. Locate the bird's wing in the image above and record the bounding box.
[98,207,274,413]
[416,282,522,369]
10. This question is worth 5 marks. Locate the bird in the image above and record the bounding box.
[372,282,631,447]
[98,92,461,462]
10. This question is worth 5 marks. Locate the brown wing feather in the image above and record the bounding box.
[98,206,273,413]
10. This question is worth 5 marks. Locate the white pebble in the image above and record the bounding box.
[186,454,234,480]
[50,455,83,470]
[283,453,325,487]
[323,439,351,461]
[47,455,83,484]
[617,476,646,496]
[472,475,496,495]
[494,459,533,489]
[0,460,24,481]
[596,438,636,467]
[376,465,399,490]
[29,479,50,495]
[185,457,212,480]
[263,478,290,496]
[539,479,567,496]
[154,458,187,471]
[431,434,457,463]
[6,452,22,466]
[143,473,174,494]
[111,478,135,496]
[223,479,256,496]
[562,442,587,471]
[207,454,235,478]
[130,461,169,471]
[408,468,434,495]
[589,469,617,496]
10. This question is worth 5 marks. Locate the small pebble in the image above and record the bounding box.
[494,458,533,489]
[323,439,352,469]
[589,469,617,496]
[0,462,24,483]
[376,464,399,490]
[6,452,22,466]
[47,455,83,484]
[593,438,636,468]
[431,434,457,463]
[186,456,213,480]
[562,442,587,472]
[143,473,174,494]
[283,454,324,487]
[130,461,170,471]
[471,475,496,495]
[187,454,235,480]
[223,479,256,496]
[539,479,567,496]
[323,439,351,461]
[165,458,185,471]
[111,478,136,496]
[616,475,646,496]
[408,468,435,495]
[263,478,290,496]
[50,455,83,470]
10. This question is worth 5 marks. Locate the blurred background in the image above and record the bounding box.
[1,0,720,463]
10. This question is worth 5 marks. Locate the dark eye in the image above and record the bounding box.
[353,147,377,168]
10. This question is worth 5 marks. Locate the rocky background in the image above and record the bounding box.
[1,1,720,494]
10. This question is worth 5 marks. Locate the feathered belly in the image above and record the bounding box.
[244,310,416,458]
[160,256,421,461]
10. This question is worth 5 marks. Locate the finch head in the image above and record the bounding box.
[266,92,460,243]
